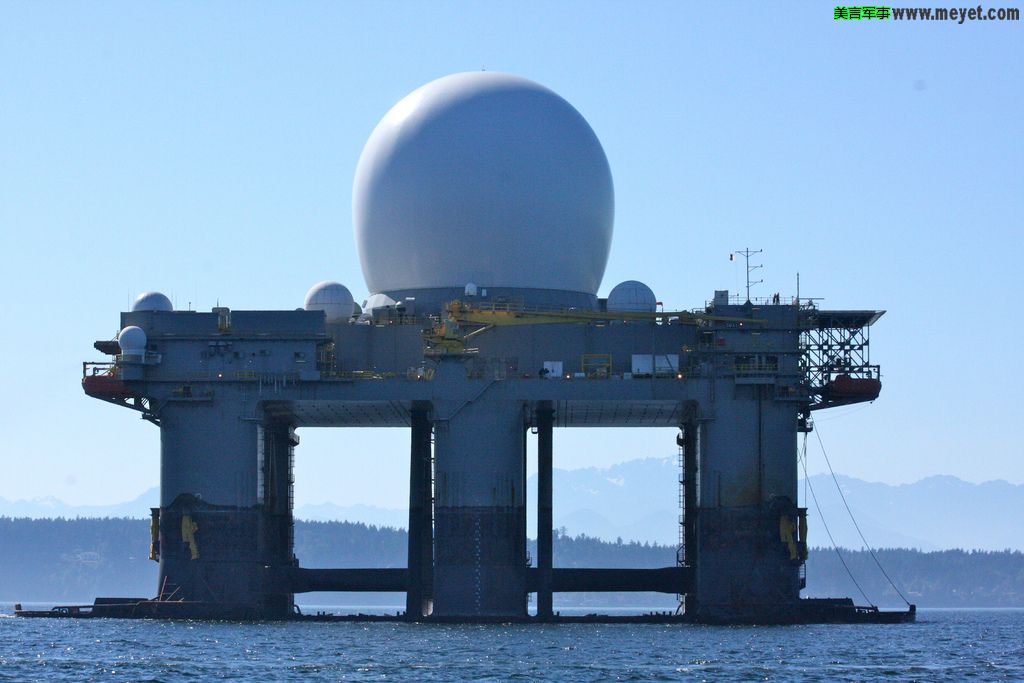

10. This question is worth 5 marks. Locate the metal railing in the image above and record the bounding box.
[707,293,805,308]
[82,362,117,378]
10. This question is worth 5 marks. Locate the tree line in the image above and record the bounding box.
[1,517,1020,608]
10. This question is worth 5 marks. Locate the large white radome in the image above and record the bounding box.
[353,72,614,296]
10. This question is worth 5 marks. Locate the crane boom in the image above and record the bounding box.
[423,300,765,355]
[445,300,763,326]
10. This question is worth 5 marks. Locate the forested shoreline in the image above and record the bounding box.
[2,517,1021,608]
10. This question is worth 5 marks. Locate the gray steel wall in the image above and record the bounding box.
[433,377,527,616]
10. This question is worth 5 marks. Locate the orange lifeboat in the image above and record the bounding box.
[826,374,881,401]
[82,375,135,400]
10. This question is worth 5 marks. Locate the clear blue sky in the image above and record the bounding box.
[1,2,1020,507]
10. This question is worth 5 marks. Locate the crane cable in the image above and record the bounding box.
[813,428,912,607]
[799,433,874,607]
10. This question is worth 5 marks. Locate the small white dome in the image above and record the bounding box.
[117,326,148,355]
[132,292,173,312]
[363,292,397,311]
[607,280,657,312]
[304,281,355,323]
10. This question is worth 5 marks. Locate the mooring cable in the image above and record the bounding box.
[800,433,875,607]
[813,428,912,607]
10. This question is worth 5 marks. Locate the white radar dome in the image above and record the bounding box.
[304,281,355,323]
[607,280,657,312]
[132,292,173,312]
[117,326,147,355]
[353,71,614,296]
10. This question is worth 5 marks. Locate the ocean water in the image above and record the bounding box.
[0,605,1021,681]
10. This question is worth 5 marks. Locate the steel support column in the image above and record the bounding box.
[536,401,554,618]
[406,402,434,619]
[681,415,698,614]
[258,420,298,616]
[156,401,269,616]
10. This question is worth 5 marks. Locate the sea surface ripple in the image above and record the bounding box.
[1,607,1021,681]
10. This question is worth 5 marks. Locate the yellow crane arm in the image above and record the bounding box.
[423,301,765,356]
[444,300,763,327]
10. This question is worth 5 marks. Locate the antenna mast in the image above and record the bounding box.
[735,248,763,302]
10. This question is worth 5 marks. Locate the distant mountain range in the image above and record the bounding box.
[2,459,1021,551]
[0,489,412,531]
[292,502,409,529]
[0,489,160,520]
[528,460,1023,552]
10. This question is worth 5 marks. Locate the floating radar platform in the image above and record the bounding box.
[25,72,912,625]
